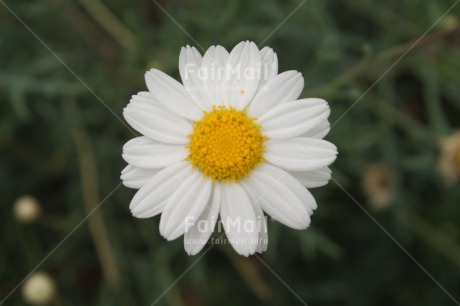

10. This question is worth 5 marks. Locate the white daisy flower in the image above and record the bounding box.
[121,41,337,256]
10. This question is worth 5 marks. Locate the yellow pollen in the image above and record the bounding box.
[241,89,245,94]
[186,105,266,182]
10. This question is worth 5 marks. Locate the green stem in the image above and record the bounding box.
[220,244,272,301]
[153,247,185,306]
[402,210,460,267]
[78,0,137,50]
[306,26,460,98]
[64,99,121,289]
[371,98,439,143]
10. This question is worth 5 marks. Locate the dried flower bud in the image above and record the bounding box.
[362,164,394,212]
[438,130,460,186]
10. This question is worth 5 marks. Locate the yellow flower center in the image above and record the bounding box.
[186,105,266,182]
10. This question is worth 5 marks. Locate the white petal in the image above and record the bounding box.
[129,162,192,218]
[239,183,268,253]
[145,69,203,121]
[264,137,337,171]
[248,71,304,118]
[219,181,259,257]
[243,163,314,229]
[179,46,211,110]
[258,98,330,139]
[184,184,221,255]
[302,120,331,139]
[201,45,229,107]
[287,167,332,188]
[259,47,278,87]
[221,41,261,109]
[122,136,187,169]
[160,170,212,241]
[123,92,192,144]
[121,165,160,189]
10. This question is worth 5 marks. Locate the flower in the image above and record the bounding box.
[437,130,460,185]
[121,41,337,256]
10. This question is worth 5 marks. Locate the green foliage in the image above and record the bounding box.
[1,0,460,305]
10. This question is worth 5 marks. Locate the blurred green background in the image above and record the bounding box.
[1,0,460,305]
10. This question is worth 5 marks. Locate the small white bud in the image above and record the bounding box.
[13,196,41,224]
[21,272,56,305]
